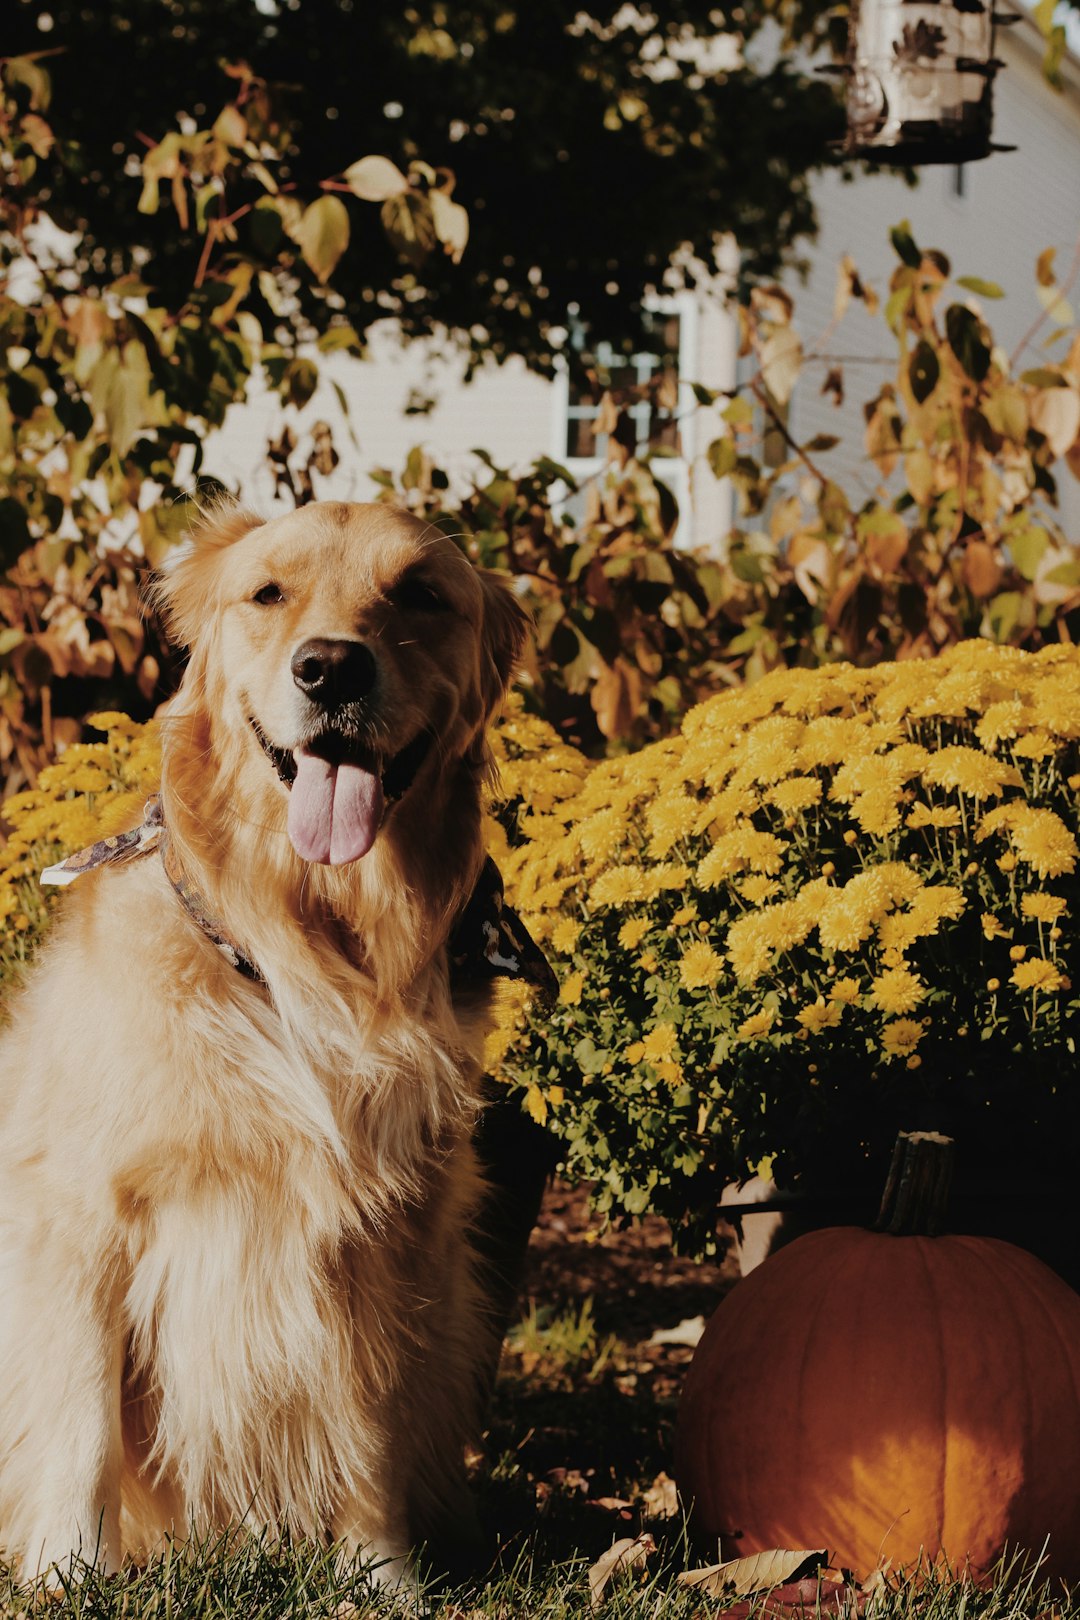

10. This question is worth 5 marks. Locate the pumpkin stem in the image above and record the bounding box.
[873,1130,954,1237]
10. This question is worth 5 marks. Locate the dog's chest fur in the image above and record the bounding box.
[0,854,488,1543]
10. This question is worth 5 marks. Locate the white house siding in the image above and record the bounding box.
[204,322,554,510]
[206,16,1080,545]
[780,15,1080,539]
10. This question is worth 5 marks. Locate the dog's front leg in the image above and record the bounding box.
[0,1224,125,1583]
[333,1491,414,1595]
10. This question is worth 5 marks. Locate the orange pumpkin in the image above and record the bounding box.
[676,1132,1080,1580]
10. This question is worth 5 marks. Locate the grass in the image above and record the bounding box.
[1,1527,1077,1619]
[1,1301,1078,1617]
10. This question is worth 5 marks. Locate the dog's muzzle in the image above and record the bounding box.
[248,713,432,866]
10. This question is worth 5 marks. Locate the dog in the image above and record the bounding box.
[0,500,548,1586]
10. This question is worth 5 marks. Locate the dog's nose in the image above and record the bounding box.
[291,638,377,706]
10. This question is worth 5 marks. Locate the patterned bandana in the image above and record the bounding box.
[41,796,558,1001]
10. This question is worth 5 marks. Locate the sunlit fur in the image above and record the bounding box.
[0,502,529,1585]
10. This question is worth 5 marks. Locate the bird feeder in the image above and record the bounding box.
[828,0,1017,163]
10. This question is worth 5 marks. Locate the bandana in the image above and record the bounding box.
[42,796,557,1001]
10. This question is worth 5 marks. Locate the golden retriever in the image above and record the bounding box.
[0,501,534,1587]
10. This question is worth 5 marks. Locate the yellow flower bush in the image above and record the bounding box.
[0,714,162,986]
[488,642,1080,1248]
[3,646,1079,1252]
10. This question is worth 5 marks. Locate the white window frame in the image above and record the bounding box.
[549,289,699,545]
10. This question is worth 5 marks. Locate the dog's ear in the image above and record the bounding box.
[477,568,529,721]
[151,501,264,649]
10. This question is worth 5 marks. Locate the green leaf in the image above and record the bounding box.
[987,589,1023,642]
[380,191,437,268]
[884,285,912,336]
[707,436,737,479]
[944,305,991,383]
[282,357,319,409]
[1020,368,1066,388]
[956,276,1004,299]
[0,499,31,569]
[1044,23,1066,87]
[343,155,409,201]
[104,341,152,458]
[722,396,754,430]
[1010,526,1049,581]
[909,339,940,405]
[890,220,921,268]
[297,195,350,285]
[5,56,51,111]
[1036,282,1074,326]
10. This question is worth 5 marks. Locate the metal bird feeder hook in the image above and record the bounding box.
[825,0,1019,163]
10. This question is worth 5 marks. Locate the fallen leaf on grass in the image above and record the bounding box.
[678,1547,828,1597]
[588,1532,656,1608]
[642,1471,680,1519]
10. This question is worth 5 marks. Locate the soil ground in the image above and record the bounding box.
[479,1177,736,1567]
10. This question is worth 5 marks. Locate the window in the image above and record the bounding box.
[551,292,697,542]
[564,309,683,461]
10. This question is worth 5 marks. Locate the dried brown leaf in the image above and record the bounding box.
[588,1533,656,1609]
[642,1470,680,1519]
[678,1548,828,1598]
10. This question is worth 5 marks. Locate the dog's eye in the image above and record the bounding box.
[252,583,285,606]
[390,575,447,613]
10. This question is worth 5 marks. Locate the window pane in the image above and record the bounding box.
[565,311,682,460]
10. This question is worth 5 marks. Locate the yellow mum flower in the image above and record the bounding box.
[766,776,822,815]
[646,789,698,857]
[697,826,786,886]
[640,862,692,897]
[738,875,781,905]
[726,913,774,985]
[642,1023,678,1062]
[1021,893,1067,923]
[977,805,1078,879]
[1009,808,1078,880]
[851,787,903,838]
[736,1007,776,1041]
[829,976,862,1005]
[879,887,965,952]
[1012,731,1058,761]
[523,1084,548,1126]
[625,1041,646,1063]
[655,1059,683,1087]
[671,904,698,926]
[592,866,649,907]
[921,746,1020,799]
[85,710,146,737]
[550,918,583,953]
[679,941,723,990]
[559,971,586,1006]
[906,802,962,831]
[638,950,659,973]
[1011,957,1064,994]
[797,998,843,1033]
[974,700,1024,749]
[617,917,651,950]
[881,1018,924,1057]
[870,967,926,1015]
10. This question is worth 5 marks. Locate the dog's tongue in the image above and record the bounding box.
[287,749,384,865]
